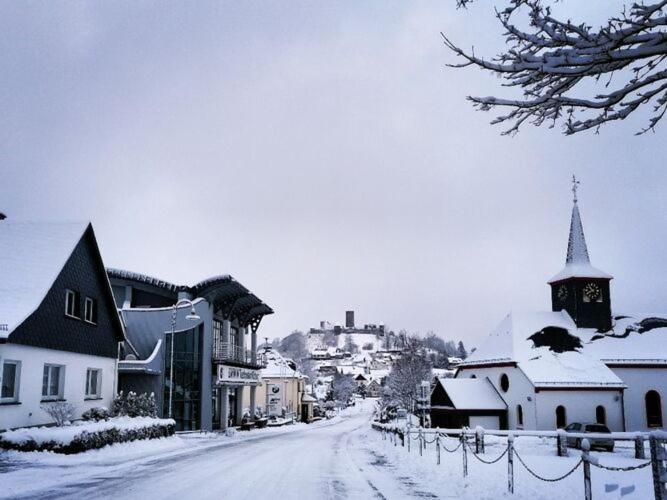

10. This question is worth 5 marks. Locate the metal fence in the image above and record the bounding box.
[212,342,264,366]
[373,423,667,500]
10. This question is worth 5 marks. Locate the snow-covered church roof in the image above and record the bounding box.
[460,311,625,389]
[582,314,667,365]
[0,221,90,339]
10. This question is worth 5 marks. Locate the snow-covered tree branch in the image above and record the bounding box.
[444,0,667,135]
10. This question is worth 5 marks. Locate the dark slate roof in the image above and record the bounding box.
[106,268,274,321]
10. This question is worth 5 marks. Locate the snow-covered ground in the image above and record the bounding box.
[0,399,654,499]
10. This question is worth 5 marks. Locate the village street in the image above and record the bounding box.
[1,399,441,500]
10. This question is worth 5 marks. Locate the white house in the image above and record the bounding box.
[0,222,125,431]
[434,182,666,432]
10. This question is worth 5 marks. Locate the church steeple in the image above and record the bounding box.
[548,176,613,331]
[566,176,590,265]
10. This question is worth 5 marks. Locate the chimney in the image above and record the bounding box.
[320,321,326,329]
[345,310,355,328]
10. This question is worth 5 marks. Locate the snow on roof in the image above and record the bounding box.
[548,262,613,284]
[260,348,304,379]
[436,378,506,410]
[583,314,667,364]
[0,221,89,339]
[461,311,624,388]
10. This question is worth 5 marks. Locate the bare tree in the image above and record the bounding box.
[443,1,667,135]
[384,336,432,410]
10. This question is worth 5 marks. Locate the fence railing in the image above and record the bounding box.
[373,423,666,500]
[212,342,264,367]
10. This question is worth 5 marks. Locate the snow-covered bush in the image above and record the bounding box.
[0,417,175,454]
[41,402,76,427]
[81,407,111,422]
[110,391,157,418]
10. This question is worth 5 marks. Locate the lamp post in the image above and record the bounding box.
[168,299,201,420]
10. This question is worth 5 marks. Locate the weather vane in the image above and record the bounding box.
[571,174,580,203]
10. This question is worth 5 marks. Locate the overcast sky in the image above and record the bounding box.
[2,1,665,347]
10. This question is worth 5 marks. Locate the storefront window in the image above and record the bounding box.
[164,327,201,431]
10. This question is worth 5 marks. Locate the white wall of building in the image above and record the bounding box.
[0,344,117,430]
[534,390,624,431]
[610,367,667,431]
[469,415,500,429]
[457,366,537,430]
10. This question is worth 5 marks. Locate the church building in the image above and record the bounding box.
[431,178,666,432]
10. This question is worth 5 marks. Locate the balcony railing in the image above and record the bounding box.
[212,342,265,367]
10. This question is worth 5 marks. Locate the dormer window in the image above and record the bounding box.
[84,297,98,324]
[65,289,80,319]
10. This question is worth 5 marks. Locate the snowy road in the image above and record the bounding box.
[1,400,439,500]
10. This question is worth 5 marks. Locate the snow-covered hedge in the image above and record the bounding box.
[0,417,175,454]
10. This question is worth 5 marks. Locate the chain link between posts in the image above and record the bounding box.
[514,449,583,482]
[439,435,463,453]
[591,460,652,472]
[466,442,510,465]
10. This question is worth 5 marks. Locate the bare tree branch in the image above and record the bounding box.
[444,0,667,135]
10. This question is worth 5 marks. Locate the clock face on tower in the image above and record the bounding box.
[557,285,568,302]
[583,282,602,302]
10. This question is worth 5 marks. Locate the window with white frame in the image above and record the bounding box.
[1,360,21,403]
[65,289,80,318]
[84,297,98,324]
[85,368,102,398]
[42,364,64,400]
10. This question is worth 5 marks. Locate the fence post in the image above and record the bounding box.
[394,430,397,447]
[476,427,485,454]
[581,439,592,500]
[419,428,423,457]
[557,429,569,457]
[635,433,646,460]
[401,430,405,447]
[507,434,514,494]
[407,427,411,453]
[461,432,468,477]
[650,433,666,500]
[436,434,441,465]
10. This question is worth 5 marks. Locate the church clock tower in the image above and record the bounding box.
[548,176,613,332]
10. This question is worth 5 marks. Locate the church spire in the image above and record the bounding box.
[566,175,590,265]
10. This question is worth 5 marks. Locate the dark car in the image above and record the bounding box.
[564,423,614,452]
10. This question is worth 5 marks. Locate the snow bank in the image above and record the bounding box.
[0,417,175,453]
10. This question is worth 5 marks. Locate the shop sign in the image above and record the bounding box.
[217,365,260,384]
[266,383,283,416]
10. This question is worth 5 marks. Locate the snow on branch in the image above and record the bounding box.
[444,0,667,135]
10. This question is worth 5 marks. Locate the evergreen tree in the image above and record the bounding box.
[457,341,468,359]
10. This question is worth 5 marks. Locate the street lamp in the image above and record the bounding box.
[168,299,201,419]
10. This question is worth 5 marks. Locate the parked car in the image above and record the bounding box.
[564,423,614,452]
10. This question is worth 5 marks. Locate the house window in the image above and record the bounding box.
[516,404,523,427]
[596,405,606,425]
[85,369,102,398]
[500,373,510,392]
[556,405,567,428]
[84,297,98,324]
[65,289,80,318]
[646,390,663,428]
[1,361,20,403]
[42,364,64,400]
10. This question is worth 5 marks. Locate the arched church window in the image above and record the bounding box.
[646,390,663,428]
[596,405,606,425]
[470,374,476,379]
[500,373,509,392]
[516,405,523,427]
[556,405,567,428]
